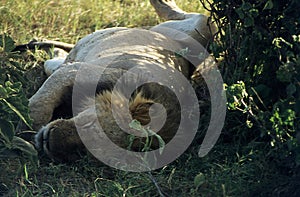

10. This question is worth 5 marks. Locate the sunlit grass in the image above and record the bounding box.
[0,0,206,44]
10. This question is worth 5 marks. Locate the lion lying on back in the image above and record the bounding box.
[31,0,216,162]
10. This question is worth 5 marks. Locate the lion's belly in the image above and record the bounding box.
[64,28,190,78]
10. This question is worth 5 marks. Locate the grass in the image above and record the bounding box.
[0,0,296,196]
[0,0,207,44]
[1,144,279,196]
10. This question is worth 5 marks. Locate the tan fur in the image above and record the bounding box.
[32,0,214,162]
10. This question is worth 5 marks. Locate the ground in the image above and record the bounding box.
[0,0,299,196]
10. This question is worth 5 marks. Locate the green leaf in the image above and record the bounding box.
[12,136,37,159]
[282,109,295,126]
[194,172,206,188]
[235,8,245,19]
[246,120,253,128]
[129,119,165,154]
[2,98,32,129]
[242,2,252,11]
[0,34,16,52]
[147,128,165,154]
[0,119,15,142]
[244,16,254,27]
[129,119,144,131]
[250,8,259,18]
[175,47,190,58]
[286,83,296,97]
[263,0,273,10]
[0,85,8,98]
[24,164,29,180]
[276,61,296,83]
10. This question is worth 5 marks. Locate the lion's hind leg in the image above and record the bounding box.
[150,0,187,20]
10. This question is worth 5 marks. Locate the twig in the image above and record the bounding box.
[147,171,167,197]
[13,39,74,52]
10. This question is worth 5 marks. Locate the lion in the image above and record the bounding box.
[31,0,217,163]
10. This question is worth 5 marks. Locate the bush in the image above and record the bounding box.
[200,0,300,168]
[0,34,37,164]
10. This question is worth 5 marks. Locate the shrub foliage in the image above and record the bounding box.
[200,0,300,168]
[0,34,37,163]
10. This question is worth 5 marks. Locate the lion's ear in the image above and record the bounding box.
[129,93,154,125]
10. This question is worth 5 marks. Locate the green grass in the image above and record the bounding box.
[0,0,206,44]
[0,0,295,196]
[1,144,281,196]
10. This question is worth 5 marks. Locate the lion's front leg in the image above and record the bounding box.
[29,63,82,130]
[35,119,85,162]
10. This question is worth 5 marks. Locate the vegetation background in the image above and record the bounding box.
[0,0,299,196]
